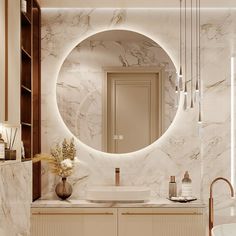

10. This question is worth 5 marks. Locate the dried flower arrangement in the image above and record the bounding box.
[35,138,79,178]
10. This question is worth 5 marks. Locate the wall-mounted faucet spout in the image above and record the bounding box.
[115,168,120,186]
[209,177,234,236]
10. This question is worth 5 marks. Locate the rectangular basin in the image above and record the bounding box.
[86,186,150,202]
[212,223,236,236]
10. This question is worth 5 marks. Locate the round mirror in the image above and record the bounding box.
[57,30,177,153]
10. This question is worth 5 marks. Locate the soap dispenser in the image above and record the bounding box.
[181,171,192,197]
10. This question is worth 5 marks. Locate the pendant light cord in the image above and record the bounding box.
[196,0,199,92]
[198,0,201,96]
[198,0,202,122]
[179,0,182,77]
[184,0,187,94]
[190,0,193,107]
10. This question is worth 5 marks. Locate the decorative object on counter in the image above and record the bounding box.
[4,127,18,160]
[55,177,73,200]
[21,0,27,13]
[169,176,177,198]
[35,138,79,200]
[169,196,197,203]
[115,168,120,186]
[0,134,5,160]
[181,171,192,197]
[5,149,16,160]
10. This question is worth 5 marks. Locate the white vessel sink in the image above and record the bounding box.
[212,223,236,236]
[86,186,150,202]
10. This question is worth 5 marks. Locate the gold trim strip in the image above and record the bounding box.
[121,212,203,216]
[32,212,114,216]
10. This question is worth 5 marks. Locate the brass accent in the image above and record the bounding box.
[4,0,8,121]
[122,212,203,216]
[209,177,234,236]
[115,168,120,186]
[32,212,114,216]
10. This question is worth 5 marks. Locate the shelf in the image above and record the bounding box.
[21,0,41,200]
[21,12,31,25]
[22,122,32,127]
[21,85,32,93]
[0,160,21,166]
[22,47,32,60]
[22,157,32,162]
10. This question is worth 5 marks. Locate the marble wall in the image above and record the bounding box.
[56,30,176,151]
[0,161,32,236]
[41,8,236,224]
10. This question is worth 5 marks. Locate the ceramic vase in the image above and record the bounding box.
[55,177,72,200]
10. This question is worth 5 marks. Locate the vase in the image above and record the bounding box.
[55,177,72,200]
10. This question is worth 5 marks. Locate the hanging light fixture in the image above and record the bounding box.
[190,0,194,108]
[178,0,183,89]
[197,0,202,123]
[195,0,199,94]
[183,0,188,110]
[175,0,183,108]
[179,0,201,112]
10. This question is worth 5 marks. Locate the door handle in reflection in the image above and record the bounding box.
[113,135,124,140]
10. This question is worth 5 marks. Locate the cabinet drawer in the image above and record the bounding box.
[118,208,206,236]
[31,208,117,236]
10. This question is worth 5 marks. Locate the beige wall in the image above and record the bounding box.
[0,0,21,159]
[7,0,20,125]
[0,0,20,125]
[0,0,6,122]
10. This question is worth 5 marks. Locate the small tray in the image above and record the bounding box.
[168,197,197,203]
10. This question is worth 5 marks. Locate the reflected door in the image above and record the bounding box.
[107,72,161,153]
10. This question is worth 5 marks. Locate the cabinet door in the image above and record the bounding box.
[0,0,20,124]
[118,208,153,236]
[31,208,117,236]
[118,208,206,236]
[8,0,20,125]
[0,0,6,122]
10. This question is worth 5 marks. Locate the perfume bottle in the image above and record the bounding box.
[181,171,192,197]
[169,176,177,198]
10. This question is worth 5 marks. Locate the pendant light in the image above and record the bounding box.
[190,0,194,108]
[195,0,199,94]
[184,0,187,96]
[197,0,202,123]
[183,0,188,110]
[179,0,183,90]
[179,0,201,113]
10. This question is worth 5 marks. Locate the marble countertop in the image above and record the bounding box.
[31,198,206,208]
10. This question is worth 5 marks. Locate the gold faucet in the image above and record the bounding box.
[115,168,120,186]
[209,177,234,236]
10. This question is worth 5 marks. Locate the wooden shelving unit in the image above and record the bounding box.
[20,0,41,201]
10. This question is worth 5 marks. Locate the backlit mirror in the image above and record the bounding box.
[57,30,177,153]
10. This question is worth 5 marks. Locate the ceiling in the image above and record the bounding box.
[38,0,236,8]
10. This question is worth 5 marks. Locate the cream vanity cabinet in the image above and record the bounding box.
[31,208,117,236]
[31,207,206,236]
[118,208,206,236]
